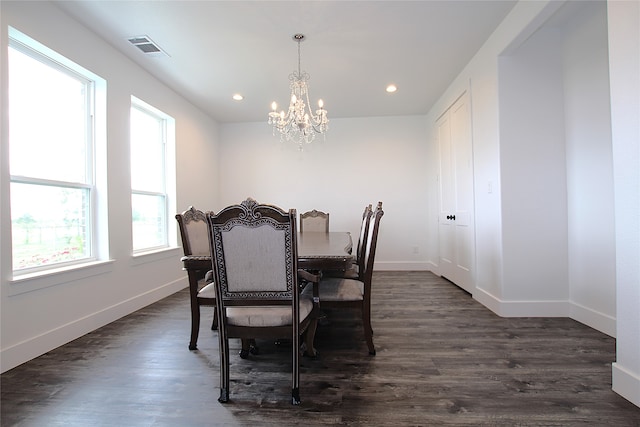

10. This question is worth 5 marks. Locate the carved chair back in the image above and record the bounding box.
[300,209,329,233]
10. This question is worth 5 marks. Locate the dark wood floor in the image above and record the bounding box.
[2,271,639,426]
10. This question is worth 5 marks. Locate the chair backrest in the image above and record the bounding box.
[356,204,373,270]
[207,198,298,307]
[175,206,209,257]
[300,209,329,233]
[362,202,384,285]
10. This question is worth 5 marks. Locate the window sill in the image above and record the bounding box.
[8,260,115,296]
[7,248,182,296]
[130,246,181,266]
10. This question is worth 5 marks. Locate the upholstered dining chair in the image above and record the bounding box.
[307,202,384,355]
[175,206,216,351]
[355,204,373,268]
[207,198,320,405]
[300,209,329,233]
[324,203,372,280]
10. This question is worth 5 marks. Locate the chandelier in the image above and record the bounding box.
[268,34,328,148]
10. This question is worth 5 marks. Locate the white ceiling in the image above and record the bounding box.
[53,1,517,124]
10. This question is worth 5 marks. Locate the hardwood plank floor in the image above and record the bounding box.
[2,271,639,426]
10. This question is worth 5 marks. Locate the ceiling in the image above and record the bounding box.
[52,1,517,124]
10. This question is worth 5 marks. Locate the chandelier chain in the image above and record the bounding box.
[297,38,301,75]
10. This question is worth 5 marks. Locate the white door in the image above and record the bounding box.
[438,92,475,293]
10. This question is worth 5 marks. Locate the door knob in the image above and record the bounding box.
[446,215,456,220]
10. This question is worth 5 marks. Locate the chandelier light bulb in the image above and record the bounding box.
[318,99,324,109]
[271,102,277,111]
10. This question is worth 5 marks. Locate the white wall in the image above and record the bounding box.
[494,1,616,332]
[0,1,220,372]
[218,116,431,271]
[562,2,616,334]
[608,0,640,409]
[498,27,570,306]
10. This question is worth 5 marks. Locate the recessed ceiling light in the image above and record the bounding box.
[232,94,244,101]
[386,84,397,93]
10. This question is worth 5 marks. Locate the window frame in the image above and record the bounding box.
[130,97,176,255]
[8,28,103,277]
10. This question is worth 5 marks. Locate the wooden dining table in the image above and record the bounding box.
[296,231,354,271]
[182,231,354,274]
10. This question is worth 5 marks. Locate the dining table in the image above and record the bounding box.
[297,231,354,271]
[181,231,354,274]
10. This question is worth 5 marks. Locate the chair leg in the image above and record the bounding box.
[189,312,200,350]
[218,332,230,403]
[363,307,376,356]
[239,339,250,359]
[219,388,229,403]
[188,277,201,350]
[292,387,301,405]
[304,318,318,358]
[210,308,218,330]
[239,339,259,359]
[292,326,301,405]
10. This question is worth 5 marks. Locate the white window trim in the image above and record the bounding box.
[130,96,177,256]
[8,27,109,287]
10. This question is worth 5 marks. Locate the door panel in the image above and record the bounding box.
[437,92,475,293]
[438,113,455,280]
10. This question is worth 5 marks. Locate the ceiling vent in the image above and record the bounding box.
[127,35,169,57]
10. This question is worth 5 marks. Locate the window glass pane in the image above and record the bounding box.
[9,47,88,183]
[130,107,164,192]
[132,193,166,250]
[11,182,90,269]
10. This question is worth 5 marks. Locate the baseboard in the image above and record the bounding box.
[374,261,435,271]
[612,363,640,408]
[0,278,186,373]
[473,287,616,337]
[570,301,616,338]
[472,287,503,314]
[473,287,570,317]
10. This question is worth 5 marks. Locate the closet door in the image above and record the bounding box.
[438,92,475,293]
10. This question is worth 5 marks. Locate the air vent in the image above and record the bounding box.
[128,35,169,57]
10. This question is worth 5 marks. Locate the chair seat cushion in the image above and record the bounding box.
[341,266,359,279]
[305,277,364,301]
[197,281,217,299]
[323,265,359,279]
[226,295,314,327]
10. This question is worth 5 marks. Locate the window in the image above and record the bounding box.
[130,98,175,253]
[8,28,106,274]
